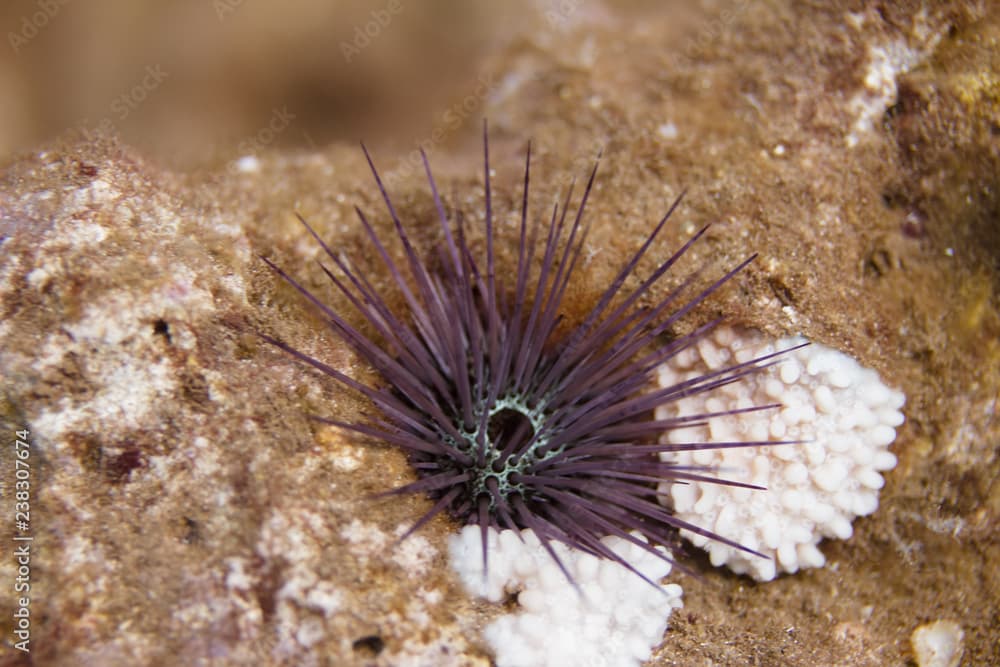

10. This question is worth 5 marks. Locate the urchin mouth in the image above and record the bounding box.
[434,393,551,513]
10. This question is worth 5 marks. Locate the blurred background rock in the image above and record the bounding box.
[0,0,673,169]
[2,0,498,166]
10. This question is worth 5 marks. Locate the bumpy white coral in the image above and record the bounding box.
[655,326,904,581]
[448,526,683,667]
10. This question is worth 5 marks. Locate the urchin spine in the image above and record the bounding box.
[263,123,793,584]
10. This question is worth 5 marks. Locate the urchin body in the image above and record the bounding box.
[264,125,789,582]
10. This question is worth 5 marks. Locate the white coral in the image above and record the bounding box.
[655,326,904,581]
[448,526,683,667]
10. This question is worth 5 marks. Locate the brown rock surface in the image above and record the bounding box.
[1,1,997,665]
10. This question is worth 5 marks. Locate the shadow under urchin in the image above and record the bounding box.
[261,123,795,587]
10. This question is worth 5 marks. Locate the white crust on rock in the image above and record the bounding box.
[449,526,683,667]
[655,326,904,581]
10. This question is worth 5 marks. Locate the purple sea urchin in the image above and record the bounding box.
[263,124,794,585]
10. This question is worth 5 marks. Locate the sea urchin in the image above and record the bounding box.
[262,124,795,586]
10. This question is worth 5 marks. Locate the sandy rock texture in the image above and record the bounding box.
[1,1,998,666]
